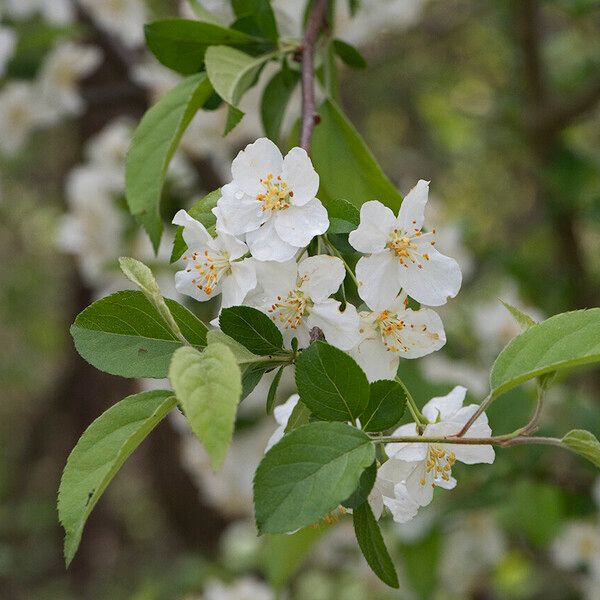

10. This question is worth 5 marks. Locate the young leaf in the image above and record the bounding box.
[169,344,242,470]
[295,341,369,421]
[326,197,360,234]
[562,430,600,469]
[254,422,375,533]
[352,502,399,588]
[342,462,376,509]
[490,308,600,397]
[311,99,403,211]
[219,306,284,355]
[119,257,185,343]
[58,390,177,566]
[126,73,213,251]
[333,39,367,69]
[232,0,279,42]
[266,365,285,414]
[144,19,260,75]
[500,299,538,330]
[70,291,206,378]
[224,103,244,134]
[261,65,300,143]
[361,380,407,432]
[205,45,271,107]
[284,399,311,433]
[170,188,221,262]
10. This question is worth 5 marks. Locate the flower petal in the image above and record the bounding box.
[307,299,360,351]
[422,385,467,422]
[348,335,399,383]
[446,442,495,465]
[220,259,257,308]
[348,200,395,253]
[356,252,402,311]
[298,255,345,301]
[215,230,248,260]
[397,179,429,231]
[273,198,329,248]
[246,219,299,262]
[175,268,219,302]
[281,146,319,206]
[397,307,446,359]
[231,137,283,196]
[383,483,420,524]
[172,209,212,248]
[215,188,267,236]
[397,245,462,307]
[253,259,297,298]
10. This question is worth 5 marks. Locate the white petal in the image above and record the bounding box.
[383,483,420,524]
[396,307,446,359]
[405,465,435,506]
[422,386,467,422]
[377,456,418,483]
[298,255,345,301]
[281,146,319,206]
[446,442,495,465]
[356,252,402,311]
[216,230,248,260]
[265,424,285,452]
[273,393,299,427]
[220,259,257,308]
[254,259,297,298]
[398,246,462,307]
[246,219,299,262]
[172,209,212,248]
[397,179,429,231]
[273,198,329,248]
[175,269,219,302]
[368,482,385,520]
[280,320,311,350]
[216,189,266,236]
[231,137,283,196]
[348,335,399,383]
[348,200,395,253]
[307,299,360,351]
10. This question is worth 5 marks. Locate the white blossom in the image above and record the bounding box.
[0,82,41,155]
[215,138,329,262]
[2,0,74,24]
[265,393,299,452]
[79,0,148,48]
[249,255,359,350]
[380,386,494,509]
[37,42,102,123]
[348,290,446,382]
[173,210,256,308]
[0,27,16,78]
[349,180,462,307]
[204,577,274,600]
[552,521,600,579]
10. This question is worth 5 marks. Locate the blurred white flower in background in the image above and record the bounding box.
[37,41,103,123]
[0,26,16,77]
[0,82,42,154]
[203,577,274,600]
[552,521,600,579]
[79,0,148,48]
[2,0,74,24]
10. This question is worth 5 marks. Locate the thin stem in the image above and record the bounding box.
[300,0,328,151]
[374,433,562,448]
[456,393,493,437]
[515,385,545,436]
[322,235,360,287]
[395,376,428,428]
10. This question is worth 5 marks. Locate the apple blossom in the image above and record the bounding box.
[380,386,494,508]
[265,393,299,452]
[249,255,359,350]
[173,210,256,308]
[349,180,462,308]
[348,289,446,382]
[215,138,329,262]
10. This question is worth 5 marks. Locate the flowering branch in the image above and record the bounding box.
[372,433,562,448]
[300,0,329,151]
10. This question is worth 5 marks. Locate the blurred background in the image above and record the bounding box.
[1,0,600,598]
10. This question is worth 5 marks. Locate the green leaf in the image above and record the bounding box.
[342,461,376,509]
[118,257,185,342]
[232,0,279,42]
[295,341,369,421]
[311,99,403,211]
[70,291,206,378]
[58,390,176,566]
[219,306,284,356]
[264,527,326,589]
[500,300,538,330]
[261,65,300,143]
[205,45,271,107]
[490,309,600,397]
[144,19,260,75]
[169,344,242,470]
[224,103,244,134]
[171,188,221,262]
[126,73,213,251]
[266,365,285,414]
[326,197,360,234]
[284,399,311,433]
[254,421,375,533]
[333,39,367,69]
[562,430,600,469]
[361,380,406,432]
[352,502,399,588]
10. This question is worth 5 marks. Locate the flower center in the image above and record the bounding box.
[386,227,432,269]
[268,289,309,330]
[420,445,456,486]
[183,249,231,295]
[256,173,293,212]
[375,309,408,353]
